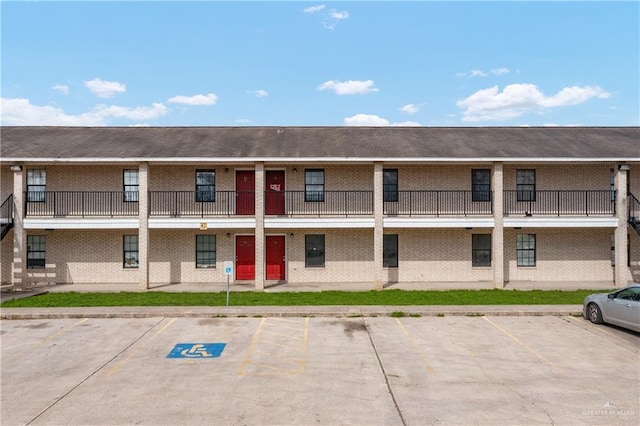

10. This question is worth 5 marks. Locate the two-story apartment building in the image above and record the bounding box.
[1,126,638,290]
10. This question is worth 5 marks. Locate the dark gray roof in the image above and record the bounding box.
[1,126,638,161]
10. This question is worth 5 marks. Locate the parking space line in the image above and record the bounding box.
[3,318,89,363]
[394,318,434,373]
[105,317,177,377]
[239,317,308,376]
[482,317,564,374]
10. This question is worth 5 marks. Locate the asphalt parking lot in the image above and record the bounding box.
[2,316,638,426]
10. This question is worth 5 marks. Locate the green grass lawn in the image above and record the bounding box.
[0,289,602,308]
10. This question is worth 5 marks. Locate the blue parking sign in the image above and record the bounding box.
[167,343,226,359]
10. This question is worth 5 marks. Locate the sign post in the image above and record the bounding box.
[223,261,233,306]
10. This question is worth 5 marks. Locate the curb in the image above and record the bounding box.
[0,305,583,320]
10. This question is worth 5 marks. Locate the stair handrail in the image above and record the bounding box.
[629,192,639,221]
[1,194,14,224]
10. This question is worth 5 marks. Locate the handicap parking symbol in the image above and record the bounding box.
[167,343,226,359]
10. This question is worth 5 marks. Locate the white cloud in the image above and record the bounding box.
[304,4,348,30]
[343,113,421,127]
[400,103,422,115]
[303,5,326,14]
[247,89,268,98]
[456,83,610,122]
[491,68,510,76]
[470,70,488,78]
[0,98,167,126]
[167,93,218,105]
[456,68,510,78]
[84,78,126,98]
[52,84,69,95]
[318,79,378,95]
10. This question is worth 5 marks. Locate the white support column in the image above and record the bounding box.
[373,162,384,290]
[255,162,265,290]
[614,165,629,287]
[492,163,505,289]
[138,162,149,290]
[12,167,25,289]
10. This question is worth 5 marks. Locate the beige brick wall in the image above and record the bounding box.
[148,229,233,284]
[1,232,12,284]
[285,228,374,283]
[284,165,373,191]
[23,230,139,284]
[503,165,612,190]
[387,229,494,282]
[149,165,237,191]
[1,166,13,201]
[630,231,639,282]
[504,228,614,282]
[30,165,138,191]
[395,165,486,190]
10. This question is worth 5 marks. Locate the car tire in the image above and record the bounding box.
[587,303,603,324]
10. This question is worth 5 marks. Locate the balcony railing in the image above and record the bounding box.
[20,189,621,219]
[1,194,13,224]
[273,191,373,216]
[384,190,492,216]
[150,191,254,217]
[25,191,138,217]
[503,190,615,216]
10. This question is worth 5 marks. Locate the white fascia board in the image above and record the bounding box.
[149,218,256,229]
[24,218,139,229]
[384,217,494,228]
[504,217,618,228]
[266,217,375,229]
[3,157,639,164]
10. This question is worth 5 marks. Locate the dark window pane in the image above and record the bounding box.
[472,234,491,267]
[305,234,325,267]
[383,234,398,268]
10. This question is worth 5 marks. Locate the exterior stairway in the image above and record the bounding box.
[1,194,13,240]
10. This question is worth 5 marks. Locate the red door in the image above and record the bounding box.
[235,236,255,280]
[236,171,255,215]
[266,236,286,281]
[265,171,285,215]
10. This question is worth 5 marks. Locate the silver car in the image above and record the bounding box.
[583,284,640,332]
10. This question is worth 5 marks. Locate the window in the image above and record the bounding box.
[516,234,536,267]
[516,169,536,202]
[611,234,615,266]
[196,235,216,268]
[383,234,398,268]
[610,168,616,201]
[305,234,325,267]
[196,170,215,202]
[123,235,139,268]
[123,170,139,202]
[383,169,398,202]
[305,169,324,202]
[27,169,46,202]
[472,234,491,267]
[472,169,490,202]
[27,235,45,269]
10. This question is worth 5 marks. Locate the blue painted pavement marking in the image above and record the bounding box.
[167,343,226,359]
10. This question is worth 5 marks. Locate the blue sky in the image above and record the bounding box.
[1,1,638,127]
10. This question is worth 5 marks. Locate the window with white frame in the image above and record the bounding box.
[27,169,46,202]
[305,234,325,267]
[516,169,536,202]
[383,234,398,268]
[305,169,325,202]
[472,234,491,267]
[196,170,215,202]
[123,235,139,268]
[196,235,216,268]
[27,235,46,269]
[123,170,139,202]
[516,234,536,267]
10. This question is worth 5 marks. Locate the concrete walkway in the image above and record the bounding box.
[0,280,613,319]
